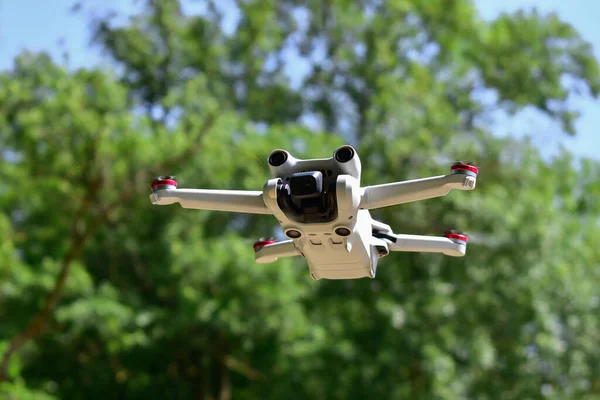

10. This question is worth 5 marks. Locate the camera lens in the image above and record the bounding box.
[290,175,317,196]
[334,146,354,163]
[268,150,288,166]
[289,171,323,198]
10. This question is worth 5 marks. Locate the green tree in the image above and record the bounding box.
[1,0,600,399]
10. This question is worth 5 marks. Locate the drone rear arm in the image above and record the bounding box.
[360,173,476,210]
[386,233,466,257]
[254,240,301,263]
[150,189,270,214]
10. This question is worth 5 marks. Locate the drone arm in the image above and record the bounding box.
[360,173,475,210]
[150,188,271,214]
[386,233,466,257]
[255,240,301,264]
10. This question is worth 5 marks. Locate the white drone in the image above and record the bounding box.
[150,146,478,280]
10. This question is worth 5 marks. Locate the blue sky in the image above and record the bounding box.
[1,0,598,160]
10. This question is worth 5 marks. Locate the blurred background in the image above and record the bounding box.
[1,0,599,399]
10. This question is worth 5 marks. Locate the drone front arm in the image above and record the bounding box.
[360,172,476,210]
[150,188,271,214]
[386,233,466,257]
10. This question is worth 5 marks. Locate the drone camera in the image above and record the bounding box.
[277,170,337,224]
[289,171,323,198]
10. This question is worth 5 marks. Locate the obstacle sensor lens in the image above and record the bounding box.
[268,150,288,167]
[335,227,351,236]
[286,229,302,238]
[334,147,355,163]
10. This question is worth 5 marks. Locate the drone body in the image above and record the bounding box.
[150,146,478,280]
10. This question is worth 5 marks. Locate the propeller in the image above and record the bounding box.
[443,229,468,243]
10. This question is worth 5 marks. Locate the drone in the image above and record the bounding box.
[150,145,478,280]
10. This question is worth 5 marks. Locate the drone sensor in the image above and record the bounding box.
[268,150,288,167]
[285,229,302,239]
[335,227,351,236]
[334,146,355,163]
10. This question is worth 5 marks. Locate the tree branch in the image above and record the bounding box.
[220,355,264,381]
[0,175,104,383]
[160,112,218,173]
[0,107,217,384]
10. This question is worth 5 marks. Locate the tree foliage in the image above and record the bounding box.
[1,0,600,399]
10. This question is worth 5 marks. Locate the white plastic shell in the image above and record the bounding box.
[150,146,477,280]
